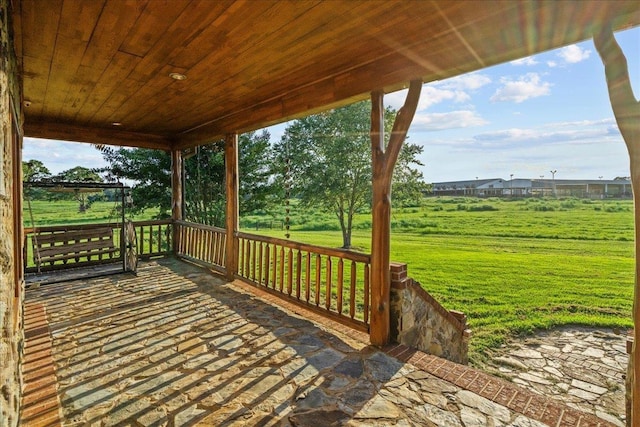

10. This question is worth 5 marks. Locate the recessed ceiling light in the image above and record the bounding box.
[112,122,122,126]
[169,72,187,81]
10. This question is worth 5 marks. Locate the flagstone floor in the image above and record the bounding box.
[22,258,618,426]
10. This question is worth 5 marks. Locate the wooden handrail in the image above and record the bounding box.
[236,231,371,264]
[174,220,224,234]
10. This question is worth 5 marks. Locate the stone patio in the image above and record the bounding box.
[22,258,617,426]
[484,327,629,426]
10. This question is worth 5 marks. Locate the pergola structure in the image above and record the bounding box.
[1,1,639,425]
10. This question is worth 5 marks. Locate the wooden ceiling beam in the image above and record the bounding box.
[24,120,172,150]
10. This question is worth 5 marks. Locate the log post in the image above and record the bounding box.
[369,80,421,346]
[594,25,640,426]
[225,133,240,281]
[171,149,183,254]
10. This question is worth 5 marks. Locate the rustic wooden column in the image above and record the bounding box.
[370,79,421,346]
[171,149,183,253]
[594,25,640,425]
[225,133,239,281]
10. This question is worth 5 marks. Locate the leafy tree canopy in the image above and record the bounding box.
[98,130,276,225]
[273,100,427,249]
[23,159,51,182]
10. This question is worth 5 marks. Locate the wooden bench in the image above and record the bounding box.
[32,227,119,269]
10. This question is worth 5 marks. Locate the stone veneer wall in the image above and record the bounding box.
[389,263,471,364]
[0,0,23,425]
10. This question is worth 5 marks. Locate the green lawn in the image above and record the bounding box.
[24,200,159,226]
[249,197,635,364]
[25,196,635,365]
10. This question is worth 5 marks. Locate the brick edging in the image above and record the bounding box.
[21,303,62,427]
[383,343,615,427]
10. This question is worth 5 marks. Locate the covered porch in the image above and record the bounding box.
[2,1,640,426]
[22,257,616,426]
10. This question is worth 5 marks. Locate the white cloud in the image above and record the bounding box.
[490,73,551,103]
[387,86,470,111]
[412,110,488,131]
[557,44,591,64]
[471,120,621,147]
[386,73,490,111]
[546,60,557,68]
[510,57,538,66]
[23,138,107,175]
[438,73,491,90]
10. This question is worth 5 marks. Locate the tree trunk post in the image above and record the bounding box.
[171,149,183,254]
[225,133,240,281]
[594,25,640,426]
[369,80,421,346]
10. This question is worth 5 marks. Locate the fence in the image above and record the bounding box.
[236,232,371,331]
[174,220,226,273]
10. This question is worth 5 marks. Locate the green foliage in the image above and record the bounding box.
[23,159,51,182]
[273,100,426,248]
[97,131,276,225]
[99,147,173,219]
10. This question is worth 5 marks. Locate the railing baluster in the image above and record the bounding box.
[350,261,356,319]
[279,246,285,292]
[295,250,302,299]
[271,244,278,290]
[264,244,271,288]
[287,248,293,296]
[245,238,251,277]
[251,240,257,281]
[305,252,311,303]
[325,257,332,310]
[258,242,264,286]
[315,254,321,306]
[337,258,344,315]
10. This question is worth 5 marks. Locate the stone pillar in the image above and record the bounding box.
[1,0,24,424]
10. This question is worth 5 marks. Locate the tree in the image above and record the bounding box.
[99,147,173,219]
[98,130,276,225]
[23,160,52,201]
[23,159,51,182]
[53,166,104,212]
[273,100,427,249]
[184,130,277,226]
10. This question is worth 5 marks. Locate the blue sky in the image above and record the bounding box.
[24,27,639,183]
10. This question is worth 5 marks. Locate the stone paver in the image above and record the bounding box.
[24,258,614,426]
[484,327,629,426]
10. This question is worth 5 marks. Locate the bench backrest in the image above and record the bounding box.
[33,227,119,267]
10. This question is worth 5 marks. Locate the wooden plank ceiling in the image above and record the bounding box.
[12,0,640,151]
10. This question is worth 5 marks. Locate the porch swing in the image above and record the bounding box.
[23,181,138,285]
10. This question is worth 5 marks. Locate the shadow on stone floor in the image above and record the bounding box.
[24,258,614,427]
[24,259,408,426]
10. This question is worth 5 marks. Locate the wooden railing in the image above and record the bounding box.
[236,232,371,331]
[23,220,172,273]
[131,220,173,259]
[174,220,226,273]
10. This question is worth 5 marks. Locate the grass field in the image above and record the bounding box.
[25,196,635,365]
[249,197,635,364]
[24,200,159,226]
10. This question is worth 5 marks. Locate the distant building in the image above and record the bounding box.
[431,178,631,198]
